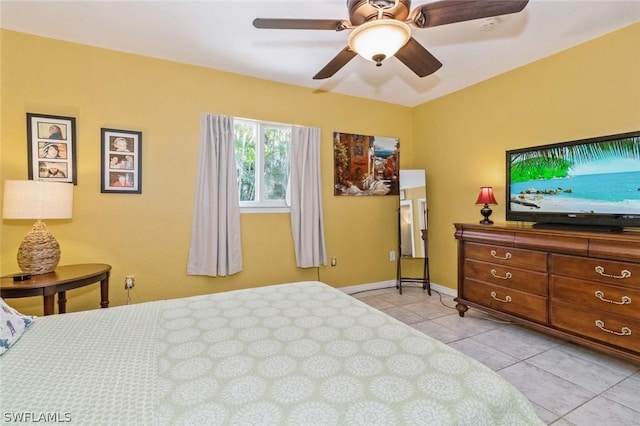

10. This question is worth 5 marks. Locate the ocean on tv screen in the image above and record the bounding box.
[510,170,640,214]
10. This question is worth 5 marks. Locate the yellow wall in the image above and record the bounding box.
[2,23,639,315]
[0,30,412,315]
[412,23,640,290]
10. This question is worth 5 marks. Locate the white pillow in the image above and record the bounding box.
[0,297,36,355]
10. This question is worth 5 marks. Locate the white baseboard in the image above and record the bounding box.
[339,280,457,298]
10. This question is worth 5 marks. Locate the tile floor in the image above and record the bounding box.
[351,285,640,425]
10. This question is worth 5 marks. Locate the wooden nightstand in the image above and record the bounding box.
[1,263,112,315]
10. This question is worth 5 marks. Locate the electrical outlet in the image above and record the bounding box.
[389,250,396,261]
[124,275,135,290]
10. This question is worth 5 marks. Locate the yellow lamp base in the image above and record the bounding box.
[17,221,60,275]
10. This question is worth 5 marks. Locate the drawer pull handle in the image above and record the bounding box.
[490,269,512,280]
[595,266,631,279]
[490,291,512,303]
[490,250,511,260]
[595,320,631,336]
[594,291,631,305]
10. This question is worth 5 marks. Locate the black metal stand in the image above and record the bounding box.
[396,228,431,296]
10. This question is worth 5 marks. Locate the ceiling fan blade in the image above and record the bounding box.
[394,38,443,77]
[253,18,350,31]
[313,47,358,80]
[410,0,529,28]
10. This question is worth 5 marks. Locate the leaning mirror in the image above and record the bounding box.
[397,169,430,295]
[399,170,427,258]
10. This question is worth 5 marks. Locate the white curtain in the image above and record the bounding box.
[289,126,327,268]
[187,113,243,276]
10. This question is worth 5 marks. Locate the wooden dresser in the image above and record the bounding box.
[454,223,640,363]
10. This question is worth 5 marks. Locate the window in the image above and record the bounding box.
[234,118,291,212]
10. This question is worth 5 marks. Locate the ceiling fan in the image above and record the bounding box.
[253,0,529,80]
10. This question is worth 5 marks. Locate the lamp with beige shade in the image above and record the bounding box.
[2,180,73,275]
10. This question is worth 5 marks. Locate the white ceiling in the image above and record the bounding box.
[1,0,639,107]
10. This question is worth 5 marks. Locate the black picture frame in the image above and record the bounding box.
[100,128,142,194]
[27,113,77,184]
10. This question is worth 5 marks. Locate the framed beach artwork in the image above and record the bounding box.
[333,131,400,196]
[100,128,142,194]
[27,113,77,184]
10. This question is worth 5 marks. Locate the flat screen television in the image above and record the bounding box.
[506,130,640,232]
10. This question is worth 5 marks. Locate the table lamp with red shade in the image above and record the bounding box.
[475,186,497,225]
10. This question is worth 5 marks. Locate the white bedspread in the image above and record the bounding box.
[0,300,161,424]
[0,281,543,425]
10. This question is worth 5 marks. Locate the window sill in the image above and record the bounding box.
[239,206,290,214]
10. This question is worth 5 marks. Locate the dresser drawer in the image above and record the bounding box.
[551,300,640,353]
[464,259,547,296]
[550,254,640,289]
[550,276,639,318]
[463,278,547,323]
[465,242,547,272]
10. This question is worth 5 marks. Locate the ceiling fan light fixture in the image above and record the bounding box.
[348,19,411,65]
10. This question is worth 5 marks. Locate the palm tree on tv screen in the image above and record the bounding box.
[511,136,640,182]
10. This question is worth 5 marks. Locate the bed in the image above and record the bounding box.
[1,281,543,425]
